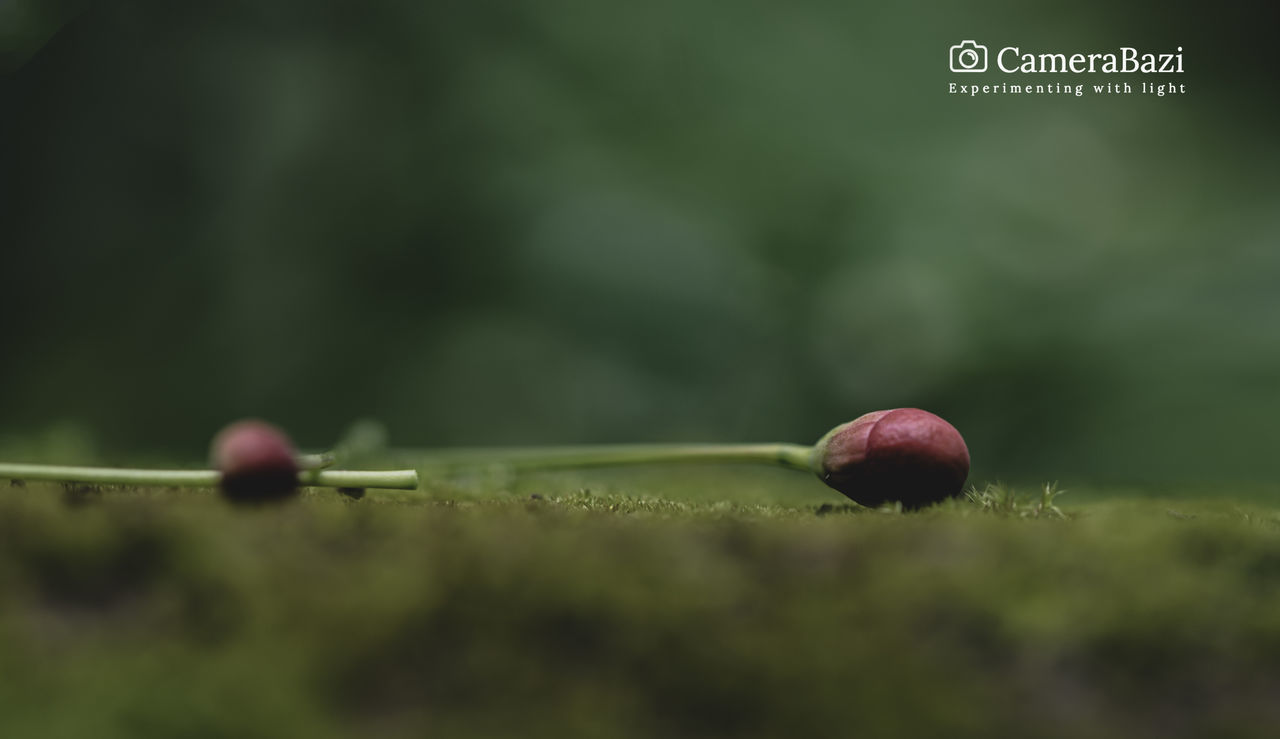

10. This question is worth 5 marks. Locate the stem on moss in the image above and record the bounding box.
[0,463,419,490]
[405,443,816,472]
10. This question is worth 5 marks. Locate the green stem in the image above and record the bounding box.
[298,469,419,489]
[0,463,419,490]
[296,452,336,470]
[402,443,816,473]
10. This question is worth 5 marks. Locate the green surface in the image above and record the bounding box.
[2,472,1280,738]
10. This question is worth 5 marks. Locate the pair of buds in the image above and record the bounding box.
[213,409,971,509]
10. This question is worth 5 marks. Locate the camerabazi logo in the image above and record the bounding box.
[948,40,1187,98]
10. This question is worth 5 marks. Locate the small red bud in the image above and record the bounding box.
[812,409,969,509]
[211,420,299,503]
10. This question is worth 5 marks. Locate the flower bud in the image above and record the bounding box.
[811,409,969,509]
[211,420,299,502]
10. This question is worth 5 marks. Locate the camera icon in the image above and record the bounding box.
[949,40,988,73]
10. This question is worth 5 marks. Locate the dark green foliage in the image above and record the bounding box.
[3,2,1279,487]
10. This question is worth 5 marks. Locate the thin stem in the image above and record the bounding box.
[297,452,336,470]
[0,463,419,491]
[299,469,419,489]
[402,443,815,472]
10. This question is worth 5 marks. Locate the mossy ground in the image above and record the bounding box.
[2,468,1280,738]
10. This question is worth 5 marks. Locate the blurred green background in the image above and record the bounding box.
[2,1,1277,487]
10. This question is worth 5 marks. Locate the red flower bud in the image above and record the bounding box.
[211,420,299,502]
[812,409,969,509]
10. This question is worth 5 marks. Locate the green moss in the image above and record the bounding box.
[0,480,1279,737]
